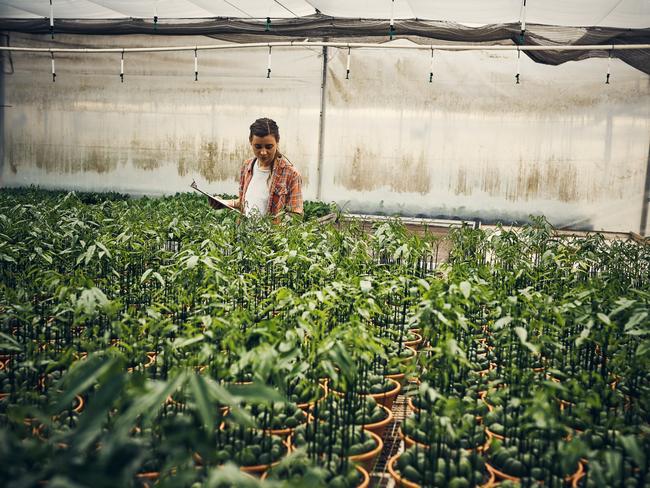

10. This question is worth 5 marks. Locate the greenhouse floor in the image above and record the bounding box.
[369,394,409,487]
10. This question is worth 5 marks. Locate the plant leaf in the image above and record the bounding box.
[190,373,215,433]
[459,281,471,299]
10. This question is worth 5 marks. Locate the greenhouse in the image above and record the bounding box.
[1,1,649,487]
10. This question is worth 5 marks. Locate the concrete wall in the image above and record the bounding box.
[2,33,649,232]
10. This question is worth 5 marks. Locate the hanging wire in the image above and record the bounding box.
[194,47,198,81]
[345,46,351,79]
[429,47,434,83]
[120,49,124,83]
[267,45,272,78]
[606,49,612,84]
[49,0,54,39]
[222,0,253,18]
[273,0,299,17]
[50,52,56,82]
[515,45,521,84]
[519,0,527,43]
[389,0,396,40]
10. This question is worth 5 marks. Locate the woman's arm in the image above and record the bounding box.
[285,172,303,215]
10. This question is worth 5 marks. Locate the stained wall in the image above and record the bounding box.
[1,33,649,232]
[1,33,322,197]
[321,42,650,232]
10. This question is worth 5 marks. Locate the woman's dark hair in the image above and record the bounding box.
[249,117,280,142]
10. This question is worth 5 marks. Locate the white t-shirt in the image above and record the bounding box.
[244,161,271,217]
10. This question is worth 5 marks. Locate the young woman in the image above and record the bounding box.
[212,118,303,220]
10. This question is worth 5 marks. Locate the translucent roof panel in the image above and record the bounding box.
[305,0,416,19]
[0,0,316,19]
[0,0,648,27]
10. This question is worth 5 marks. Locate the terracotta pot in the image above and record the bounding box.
[127,352,157,373]
[407,396,420,415]
[330,377,402,410]
[356,466,370,488]
[385,371,406,386]
[398,425,427,450]
[262,465,369,487]
[194,439,290,477]
[239,439,291,476]
[568,460,586,487]
[484,426,504,442]
[404,332,423,350]
[135,471,159,488]
[265,413,311,439]
[400,424,491,453]
[368,377,401,410]
[362,404,393,437]
[73,394,85,414]
[479,390,494,413]
[296,383,328,412]
[349,430,383,473]
[485,462,519,484]
[389,453,498,488]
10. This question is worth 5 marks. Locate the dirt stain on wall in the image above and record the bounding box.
[175,139,250,183]
[500,158,579,202]
[6,137,121,174]
[335,146,430,194]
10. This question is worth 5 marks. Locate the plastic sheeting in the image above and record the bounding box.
[1,0,649,28]
[2,33,649,233]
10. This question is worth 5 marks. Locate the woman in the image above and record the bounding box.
[212,118,303,220]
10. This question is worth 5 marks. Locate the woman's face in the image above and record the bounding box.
[250,134,278,166]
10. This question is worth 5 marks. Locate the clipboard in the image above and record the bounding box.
[190,180,240,212]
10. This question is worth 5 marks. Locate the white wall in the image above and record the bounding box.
[2,33,649,232]
[320,42,650,232]
[2,33,322,198]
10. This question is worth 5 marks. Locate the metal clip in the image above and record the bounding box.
[346,46,351,80]
[194,48,198,81]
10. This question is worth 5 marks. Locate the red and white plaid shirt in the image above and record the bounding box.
[238,156,303,216]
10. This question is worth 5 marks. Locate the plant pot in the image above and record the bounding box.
[265,412,311,439]
[369,377,401,410]
[568,460,586,488]
[388,453,497,488]
[398,425,427,450]
[73,394,85,414]
[404,332,423,350]
[262,464,369,488]
[485,461,519,483]
[127,352,157,373]
[135,471,159,488]
[349,429,383,473]
[356,466,370,488]
[407,396,420,415]
[400,421,490,453]
[296,383,328,412]
[194,438,290,476]
[385,371,406,386]
[362,404,393,437]
[484,426,504,442]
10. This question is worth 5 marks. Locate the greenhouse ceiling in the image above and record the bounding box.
[0,1,648,73]
[0,0,648,28]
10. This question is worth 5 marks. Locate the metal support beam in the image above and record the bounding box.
[640,139,650,236]
[316,45,328,201]
[0,35,6,186]
[1,41,649,55]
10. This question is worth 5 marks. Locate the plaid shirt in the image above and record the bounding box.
[238,156,303,216]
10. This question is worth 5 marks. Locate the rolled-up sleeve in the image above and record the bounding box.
[286,172,303,214]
